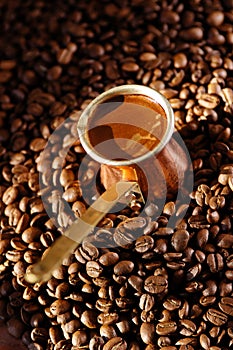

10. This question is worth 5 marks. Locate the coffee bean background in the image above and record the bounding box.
[0,0,233,349]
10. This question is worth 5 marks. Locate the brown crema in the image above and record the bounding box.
[87,94,167,160]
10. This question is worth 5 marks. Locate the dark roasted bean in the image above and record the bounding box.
[62,186,82,202]
[2,186,18,205]
[144,275,168,294]
[103,337,127,350]
[171,229,189,252]
[80,309,98,329]
[22,227,43,244]
[7,317,26,338]
[72,330,88,347]
[89,336,105,350]
[0,1,233,349]
[100,324,117,339]
[180,319,196,336]
[96,299,113,313]
[128,275,143,292]
[200,295,216,307]
[156,321,177,335]
[218,297,233,316]
[140,322,155,344]
[31,327,48,343]
[139,294,155,311]
[50,300,70,316]
[114,217,147,247]
[207,253,224,273]
[180,27,203,41]
[99,252,119,266]
[86,261,103,278]
[114,260,134,275]
[97,312,119,325]
[135,235,154,253]
[163,296,181,311]
[206,308,228,326]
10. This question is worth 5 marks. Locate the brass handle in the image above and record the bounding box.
[24,181,144,284]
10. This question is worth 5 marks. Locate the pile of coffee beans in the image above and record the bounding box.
[0,0,233,349]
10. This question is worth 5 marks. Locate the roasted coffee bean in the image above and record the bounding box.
[2,186,18,205]
[128,340,140,350]
[154,227,173,236]
[55,282,70,299]
[114,217,147,247]
[99,251,119,266]
[218,297,233,316]
[171,229,189,252]
[62,186,82,202]
[49,326,62,345]
[115,297,132,309]
[207,253,224,273]
[24,250,40,264]
[156,321,177,335]
[100,324,117,339]
[11,236,27,251]
[200,295,216,307]
[198,94,220,109]
[197,229,209,248]
[72,330,88,347]
[217,234,233,248]
[141,310,155,323]
[81,240,99,260]
[86,261,103,278]
[30,313,45,328]
[57,43,77,65]
[60,169,75,187]
[114,260,134,275]
[13,260,27,276]
[180,27,203,41]
[22,227,43,243]
[97,312,119,325]
[140,322,155,344]
[206,308,228,325]
[96,299,113,313]
[7,317,25,338]
[199,334,210,350]
[180,319,196,336]
[28,343,44,350]
[8,207,22,226]
[135,235,154,253]
[157,336,172,347]
[6,250,23,262]
[80,310,98,328]
[173,53,188,69]
[56,311,72,325]
[122,61,139,72]
[0,237,10,254]
[144,275,168,294]
[23,287,38,300]
[89,336,105,350]
[163,296,181,311]
[226,254,233,269]
[72,200,86,218]
[115,319,129,334]
[63,319,80,334]
[103,337,127,350]
[139,294,155,311]
[31,327,48,343]
[186,263,202,281]
[128,275,143,292]
[50,300,70,316]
